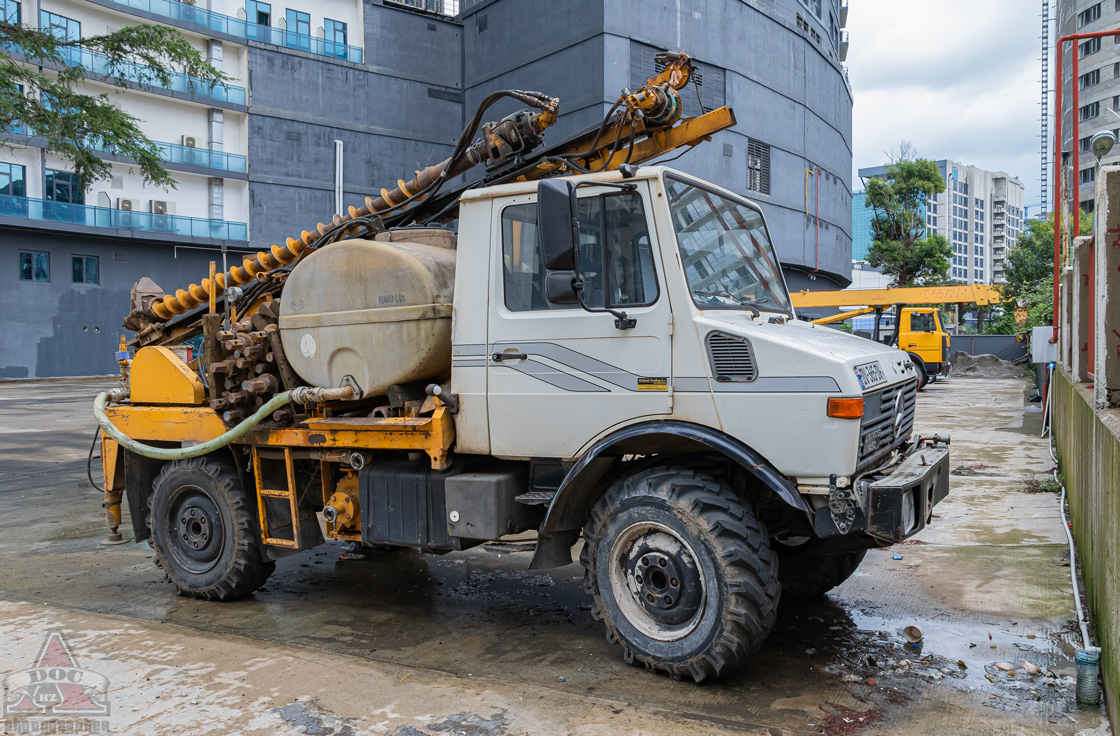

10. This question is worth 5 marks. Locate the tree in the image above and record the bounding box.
[863,149,951,286]
[1,20,228,190]
[984,210,1093,334]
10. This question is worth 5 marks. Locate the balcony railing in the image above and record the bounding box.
[100,0,364,62]
[1,125,247,174]
[0,193,247,239]
[51,44,246,104]
[385,0,459,17]
[154,141,247,173]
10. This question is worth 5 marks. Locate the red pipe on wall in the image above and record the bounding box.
[1052,29,1120,344]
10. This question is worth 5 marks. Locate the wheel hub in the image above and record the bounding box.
[608,522,706,640]
[166,486,224,574]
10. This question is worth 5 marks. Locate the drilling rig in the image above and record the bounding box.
[96,50,950,682]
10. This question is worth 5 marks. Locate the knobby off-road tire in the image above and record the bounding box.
[778,549,866,598]
[149,457,275,601]
[580,466,780,681]
[911,355,930,390]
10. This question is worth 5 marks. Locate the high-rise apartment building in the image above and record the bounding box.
[2,0,854,377]
[1056,0,1120,213]
[857,161,1024,285]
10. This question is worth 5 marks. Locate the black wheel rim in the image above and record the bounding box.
[164,484,225,575]
[608,521,706,641]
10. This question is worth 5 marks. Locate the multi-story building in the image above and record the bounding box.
[2,0,854,378]
[857,160,1024,285]
[1056,0,1120,214]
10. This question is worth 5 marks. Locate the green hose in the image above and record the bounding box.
[93,391,293,460]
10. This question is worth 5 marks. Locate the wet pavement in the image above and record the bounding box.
[0,378,1109,735]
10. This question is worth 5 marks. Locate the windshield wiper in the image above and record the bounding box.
[749,297,792,316]
[692,289,761,318]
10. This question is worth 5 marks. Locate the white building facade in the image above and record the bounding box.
[858,160,1025,285]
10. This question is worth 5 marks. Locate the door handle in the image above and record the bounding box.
[907,343,917,347]
[492,352,528,362]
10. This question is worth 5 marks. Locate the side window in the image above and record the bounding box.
[502,203,570,312]
[500,191,657,312]
[910,312,935,333]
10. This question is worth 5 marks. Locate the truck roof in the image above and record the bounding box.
[458,165,740,201]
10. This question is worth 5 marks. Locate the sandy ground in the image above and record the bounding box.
[0,377,1108,735]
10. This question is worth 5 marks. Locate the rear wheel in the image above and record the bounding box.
[580,466,780,681]
[779,549,866,598]
[149,456,275,601]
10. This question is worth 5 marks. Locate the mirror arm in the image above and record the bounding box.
[572,277,637,331]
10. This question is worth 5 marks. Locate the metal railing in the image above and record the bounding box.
[51,44,247,104]
[153,140,247,173]
[100,0,364,62]
[0,193,248,239]
[384,0,459,17]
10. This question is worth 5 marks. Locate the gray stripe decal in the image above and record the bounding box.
[453,344,487,357]
[492,342,641,390]
[673,377,711,392]
[709,376,840,393]
[499,359,611,393]
[674,376,839,392]
[452,359,487,367]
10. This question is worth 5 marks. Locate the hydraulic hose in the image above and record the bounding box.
[93,385,354,461]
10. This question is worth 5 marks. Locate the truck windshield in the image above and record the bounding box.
[665,177,791,314]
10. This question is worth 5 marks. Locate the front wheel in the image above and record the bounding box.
[580,466,780,681]
[149,456,275,601]
[910,355,929,390]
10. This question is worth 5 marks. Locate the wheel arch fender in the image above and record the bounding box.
[528,420,810,569]
[906,351,927,373]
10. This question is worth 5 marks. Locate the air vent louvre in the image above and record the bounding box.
[707,332,758,382]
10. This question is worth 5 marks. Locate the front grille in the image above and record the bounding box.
[707,332,758,382]
[857,379,918,470]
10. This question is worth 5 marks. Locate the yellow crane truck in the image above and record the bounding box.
[94,52,951,682]
[790,285,1004,388]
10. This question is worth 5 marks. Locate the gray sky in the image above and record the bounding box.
[846,0,1048,212]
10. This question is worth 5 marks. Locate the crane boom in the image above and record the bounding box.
[791,285,1004,310]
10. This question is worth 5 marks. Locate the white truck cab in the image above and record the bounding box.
[430,166,951,679]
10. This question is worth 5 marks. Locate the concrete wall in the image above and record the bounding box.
[0,229,233,378]
[1052,370,1120,731]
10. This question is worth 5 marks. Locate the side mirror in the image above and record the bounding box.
[544,271,579,304]
[537,178,578,271]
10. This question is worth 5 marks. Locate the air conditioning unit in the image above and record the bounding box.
[182,135,198,148]
[150,200,176,215]
[118,212,134,229]
[153,215,172,231]
[180,0,197,6]
[118,198,140,211]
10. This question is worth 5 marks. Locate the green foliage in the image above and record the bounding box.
[984,210,1093,335]
[863,152,950,286]
[0,20,229,189]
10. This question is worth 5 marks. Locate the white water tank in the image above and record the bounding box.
[278,229,456,397]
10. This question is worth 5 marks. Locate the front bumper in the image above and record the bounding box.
[813,441,950,543]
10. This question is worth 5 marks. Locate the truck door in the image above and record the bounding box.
[485,183,672,459]
[903,309,941,366]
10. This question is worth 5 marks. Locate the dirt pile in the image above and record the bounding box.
[950,351,1028,379]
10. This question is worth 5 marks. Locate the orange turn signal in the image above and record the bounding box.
[827,397,864,419]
